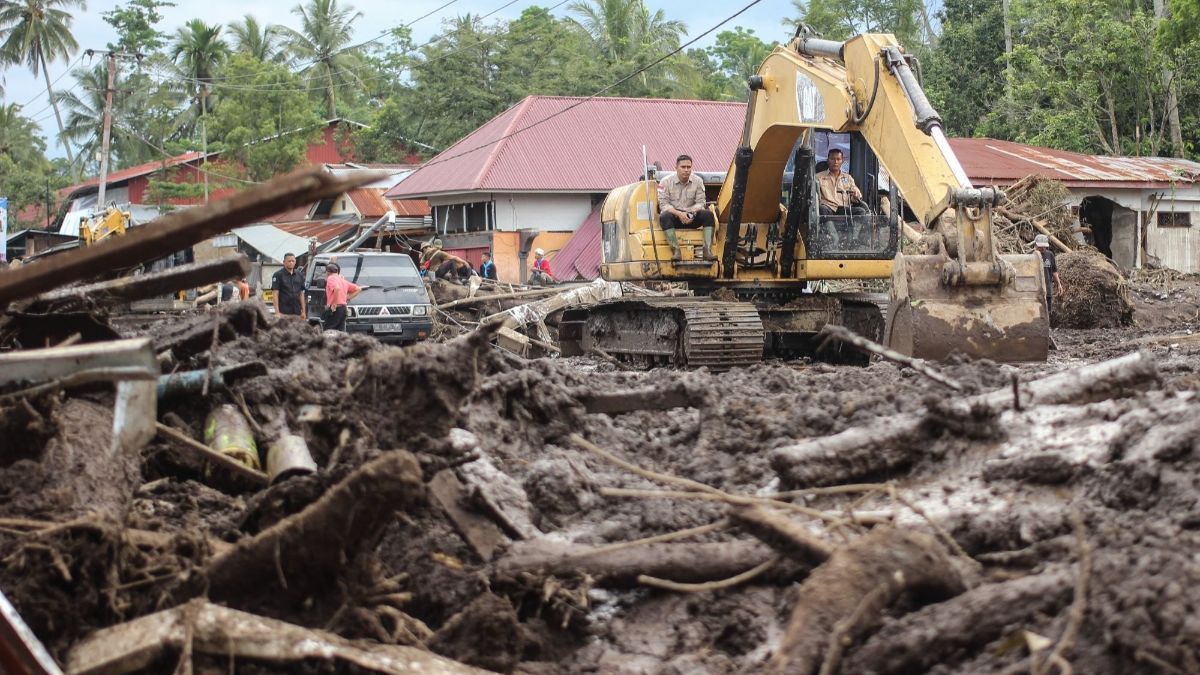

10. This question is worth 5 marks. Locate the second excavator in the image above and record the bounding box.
[560,30,1049,369]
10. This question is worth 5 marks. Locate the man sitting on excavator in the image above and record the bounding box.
[657,154,714,261]
[816,149,868,246]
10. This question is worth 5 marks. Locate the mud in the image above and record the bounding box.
[2,279,1199,673]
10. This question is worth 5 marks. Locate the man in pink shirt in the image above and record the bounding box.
[321,261,362,331]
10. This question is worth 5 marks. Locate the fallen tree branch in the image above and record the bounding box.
[66,599,485,675]
[818,324,964,391]
[728,504,836,562]
[598,487,892,526]
[206,451,425,604]
[637,555,781,593]
[771,351,1159,487]
[491,539,788,588]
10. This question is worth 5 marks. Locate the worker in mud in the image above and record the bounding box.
[530,248,555,285]
[816,149,867,246]
[271,252,306,320]
[479,252,497,280]
[321,261,361,331]
[657,154,715,261]
[1035,234,1065,322]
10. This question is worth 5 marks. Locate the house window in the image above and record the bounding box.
[1157,211,1192,228]
[212,234,237,247]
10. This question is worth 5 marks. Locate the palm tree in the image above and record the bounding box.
[279,0,362,119]
[566,0,687,94]
[0,0,85,165]
[56,63,144,174]
[171,20,229,200]
[0,102,46,165]
[228,15,283,63]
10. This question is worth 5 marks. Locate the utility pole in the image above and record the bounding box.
[96,51,117,209]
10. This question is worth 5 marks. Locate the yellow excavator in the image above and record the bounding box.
[79,204,132,246]
[559,31,1049,369]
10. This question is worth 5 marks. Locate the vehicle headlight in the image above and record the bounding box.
[347,307,357,317]
[413,304,429,316]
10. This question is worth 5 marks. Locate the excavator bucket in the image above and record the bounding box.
[885,252,1049,362]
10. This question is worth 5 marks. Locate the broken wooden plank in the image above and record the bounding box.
[152,303,268,360]
[0,166,384,308]
[430,469,512,560]
[578,384,706,415]
[66,600,486,675]
[458,453,541,541]
[34,255,251,307]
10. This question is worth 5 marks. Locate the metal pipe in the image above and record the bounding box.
[882,47,942,134]
[266,434,318,484]
[795,37,845,61]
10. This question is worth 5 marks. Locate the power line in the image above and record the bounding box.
[415,0,767,172]
[12,53,86,109]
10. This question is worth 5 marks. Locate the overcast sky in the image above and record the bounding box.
[3,0,795,160]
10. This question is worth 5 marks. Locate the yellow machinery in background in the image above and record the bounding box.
[560,31,1048,369]
[79,205,132,247]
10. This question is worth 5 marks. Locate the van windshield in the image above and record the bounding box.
[353,256,419,287]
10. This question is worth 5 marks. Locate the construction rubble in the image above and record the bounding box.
[1,170,1199,675]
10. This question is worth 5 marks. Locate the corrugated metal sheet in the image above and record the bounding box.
[386,96,746,198]
[550,207,602,280]
[949,138,1200,188]
[265,204,313,224]
[346,188,395,218]
[65,152,205,193]
[275,217,358,244]
[391,199,431,217]
[233,225,311,263]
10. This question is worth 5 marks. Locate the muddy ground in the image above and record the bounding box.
[2,274,1199,674]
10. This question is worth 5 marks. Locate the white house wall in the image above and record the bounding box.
[428,193,593,233]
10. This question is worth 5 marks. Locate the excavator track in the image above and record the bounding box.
[559,298,764,371]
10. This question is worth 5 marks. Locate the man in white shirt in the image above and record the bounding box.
[658,154,715,260]
[815,149,868,246]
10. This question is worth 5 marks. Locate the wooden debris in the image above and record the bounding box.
[492,538,786,587]
[457,453,541,541]
[32,255,251,309]
[65,599,486,675]
[206,451,425,604]
[818,324,964,391]
[578,383,706,415]
[770,527,966,675]
[771,351,1159,487]
[429,469,511,560]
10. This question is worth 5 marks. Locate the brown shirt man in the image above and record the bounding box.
[658,173,706,214]
[815,170,862,210]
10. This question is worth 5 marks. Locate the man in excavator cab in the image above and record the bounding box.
[815,148,868,247]
[657,154,715,261]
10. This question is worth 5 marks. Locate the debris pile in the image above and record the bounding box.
[1,168,1198,674]
[1057,250,1136,328]
[993,175,1078,254]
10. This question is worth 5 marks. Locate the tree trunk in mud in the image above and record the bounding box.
[769,527,966,675]
[771,352,1158,487]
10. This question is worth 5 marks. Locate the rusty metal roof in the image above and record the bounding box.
[949,138,1200,189]
[550,207,602,281]
[386,96,746,198]
[276,217,358,244]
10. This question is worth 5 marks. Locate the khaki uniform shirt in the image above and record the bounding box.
[815,170,862,210]
[658,173,707,213]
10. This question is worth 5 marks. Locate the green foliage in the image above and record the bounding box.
[207,53,323,181]
[279,0,364,119]
[786,0,924,46]
[924,0,1006,136]
[566,0,691,97]
[0,103,66,228]
[227,15,285,63]
[102,0,175,54]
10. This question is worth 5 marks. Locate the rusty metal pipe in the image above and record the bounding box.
[266,434,318,484]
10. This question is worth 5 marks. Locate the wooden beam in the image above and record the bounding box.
[0,167,385,308]
[35,255,251,306]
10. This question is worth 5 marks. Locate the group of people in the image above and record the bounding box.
[269,251,362,331]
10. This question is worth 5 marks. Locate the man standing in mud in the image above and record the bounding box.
[271,253,306,320]
[1035,234,1064,322]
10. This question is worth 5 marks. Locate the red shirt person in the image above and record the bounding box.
[321,261,361,331]
[531,247,554,285]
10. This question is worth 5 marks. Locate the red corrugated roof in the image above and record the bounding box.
[346,188,394,218]
[386,96,746,198]
[67,152,206,192]
[550,207,602,281]
[264,204,312,224]
[948,138,1200,188]
[391,199,431,217]
[276,218,358,244]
